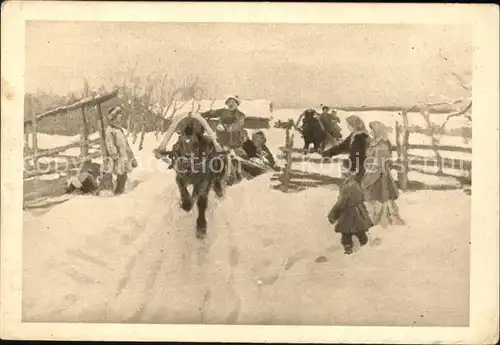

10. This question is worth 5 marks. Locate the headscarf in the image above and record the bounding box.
[345,115,367,133]
[345,115,368,147]
[368,121,391,148]
[252,130,267,144]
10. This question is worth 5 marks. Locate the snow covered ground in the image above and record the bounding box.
[23,169,470,326]
[23,109,471,326]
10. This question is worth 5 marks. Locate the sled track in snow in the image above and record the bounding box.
[105,179,242,324]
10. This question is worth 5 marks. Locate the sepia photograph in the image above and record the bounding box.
[1,2,498,343]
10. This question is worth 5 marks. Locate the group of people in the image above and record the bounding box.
[323,115,405,255]
[68,95,276,196]
[66,96,405,256]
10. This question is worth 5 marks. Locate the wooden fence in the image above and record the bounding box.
[276,115,471,193]
[23,91,119,204]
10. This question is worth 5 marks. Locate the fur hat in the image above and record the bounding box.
[225,95,241,106]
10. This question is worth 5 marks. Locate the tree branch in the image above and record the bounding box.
[437,101,472,133]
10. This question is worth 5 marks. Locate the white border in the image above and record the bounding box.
[1,2,499,343]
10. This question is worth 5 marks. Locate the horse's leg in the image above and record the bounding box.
[194,180,211,239]
[212,160,225,197]
[303,136,310,154]
[213,176,224,198]
[176,175,193,211]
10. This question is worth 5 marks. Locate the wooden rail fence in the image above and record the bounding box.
[276,115,472,193]
[23,90,119,204]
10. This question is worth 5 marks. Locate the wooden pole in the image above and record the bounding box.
[399,112,410,191]
[23,90,118,127]
[282,119,294,193]
[31,109,38,170]
[126,112,132,138]
[24,126,30,155]
[96,103,113,191]
[96,103,108,159]
[395,120,406,190]
[80,106,89,159]
[138,112,146,151]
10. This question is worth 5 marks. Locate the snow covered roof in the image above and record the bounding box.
[163,99,273,120]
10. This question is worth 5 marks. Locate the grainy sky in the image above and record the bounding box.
[26,22,472,107]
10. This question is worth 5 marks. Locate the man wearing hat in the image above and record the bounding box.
[104,106,138,195]
[201,95,247,154]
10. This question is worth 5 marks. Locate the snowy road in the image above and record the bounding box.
[23,169,470,326]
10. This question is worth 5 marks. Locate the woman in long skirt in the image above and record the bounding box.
[361,121,405,227]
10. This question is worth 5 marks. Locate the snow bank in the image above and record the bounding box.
[209,176,470,326]
[23,169,470,326]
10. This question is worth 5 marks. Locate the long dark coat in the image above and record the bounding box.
[322,132,370,181]
[328,179,374,234]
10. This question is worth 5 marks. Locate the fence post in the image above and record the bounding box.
[31,109,38,170]
[96,103,113,191]
[395,120,408,191]
[96,103,108,158]
[80,106,89,159]
[138,113,146,151]
[282,119,294,193]
[24,125,30,155]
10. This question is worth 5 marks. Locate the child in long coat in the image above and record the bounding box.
[328,174,374,255]
[104,107,138,195]
[361,121,405,227]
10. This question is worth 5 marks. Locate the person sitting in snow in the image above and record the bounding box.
[66,159,101,195]
[327,173,374,255]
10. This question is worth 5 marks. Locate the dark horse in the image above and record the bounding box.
[155,118,229,239]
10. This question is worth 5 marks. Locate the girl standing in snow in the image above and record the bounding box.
[328,173,374,255]
[361,121,405,227]
[321,115,370,182]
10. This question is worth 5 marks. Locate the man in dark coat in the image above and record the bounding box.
[201,95,246,153]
